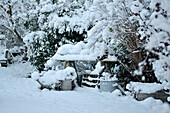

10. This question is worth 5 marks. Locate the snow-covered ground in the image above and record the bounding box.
[0,62,170,113]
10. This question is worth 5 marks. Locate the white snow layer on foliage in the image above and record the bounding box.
[23,31,46,46]
[0,35,5,39]
[150,0,170,15]
[57,41,86,55]
[131,1,143,13]
[39,67,77,85]
[126,82,165,94]
[153,58,170,88]
[40,4,55,13]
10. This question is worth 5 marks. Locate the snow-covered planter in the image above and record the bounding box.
[100,72,118,92]
[126,82,170,102]
[31,67,77,90]
[60,79,73,91]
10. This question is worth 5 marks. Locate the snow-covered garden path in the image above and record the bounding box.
[0,63,170,113]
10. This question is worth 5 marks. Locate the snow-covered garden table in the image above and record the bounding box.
[54,55,118,87]
[46,42,118,88]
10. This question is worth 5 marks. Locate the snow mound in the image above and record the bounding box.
[31,72,39,80]
[112,89,122,96]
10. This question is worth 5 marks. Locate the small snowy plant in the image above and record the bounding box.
[101,72,118,81]
[102,72,111,81]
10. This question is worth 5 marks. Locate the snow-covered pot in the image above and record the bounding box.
[100,80,118,92]
[60,79,73,91]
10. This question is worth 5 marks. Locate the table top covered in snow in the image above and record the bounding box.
[55,54,118,62]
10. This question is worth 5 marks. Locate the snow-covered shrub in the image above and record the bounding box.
[129,0,170,87]
[85,0,145,82]
[23,0,89,71]
[36,67,77,90]
[0,0,37,42]
[110,42,133,86]
[24,31,59,71]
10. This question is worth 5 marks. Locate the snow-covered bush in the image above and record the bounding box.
[129,0,170,87]
[0,0,37,42]
[23,0,90,71]
[24,31,60,71]
[31,67,77,90]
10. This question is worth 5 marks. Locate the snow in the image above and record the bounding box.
[168,97,170,102]
[153,58,170,86]
[90,62,105,75]
[0,34,5,39]
[31,71,39,80]
[9,46,24,53]
[53,54,98,61]
[0,56,7,60]
[40,4,55,13]
[131,1,143,14]
[112,89,122,96]
[0,62,170,113]
[126,82,165,94]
